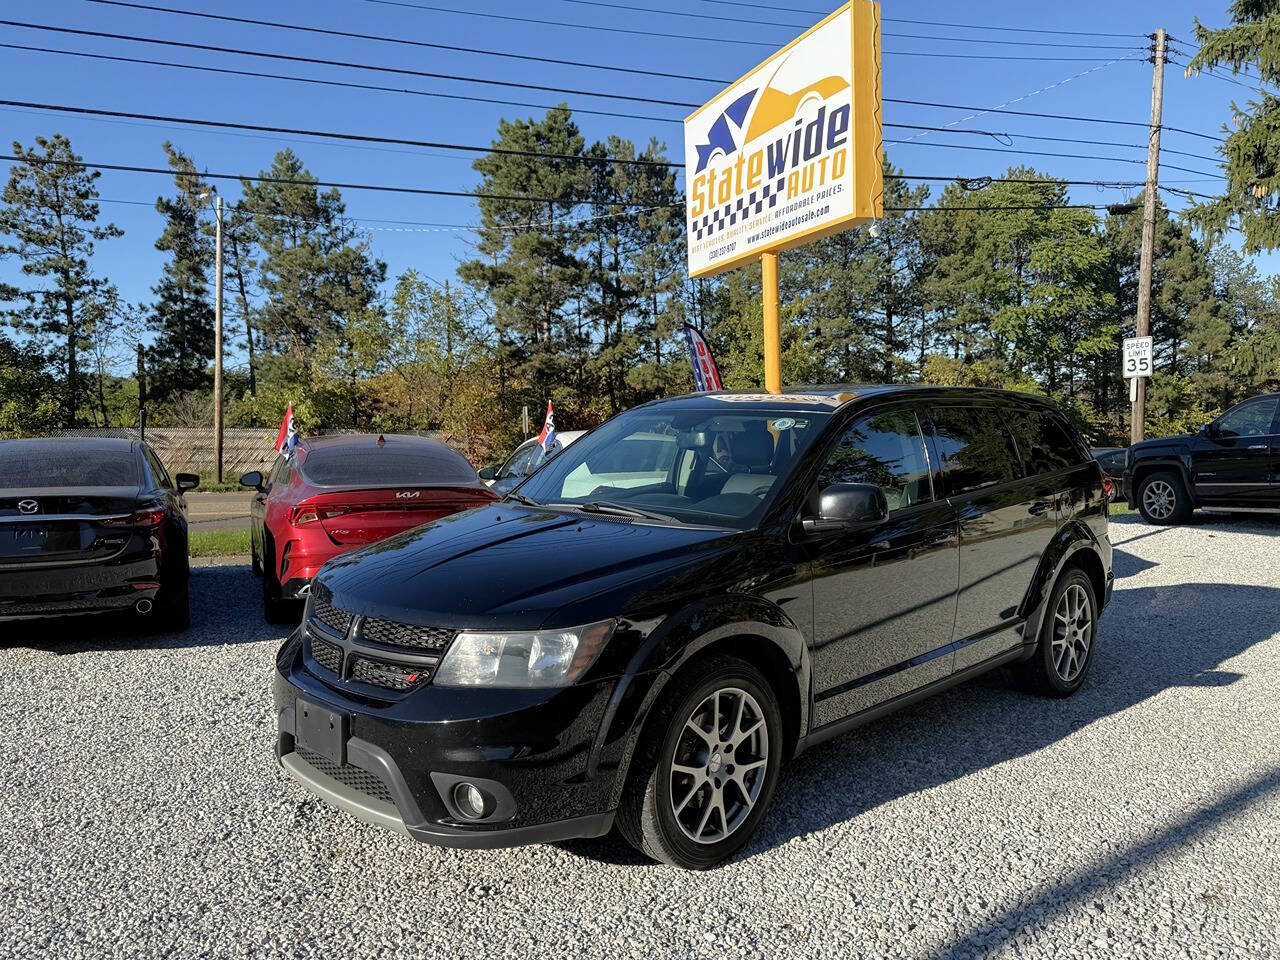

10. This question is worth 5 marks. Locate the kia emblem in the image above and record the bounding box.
[17,499,38,515]
[395,491,420,499]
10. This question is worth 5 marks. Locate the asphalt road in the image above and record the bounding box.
[185,491,252,532]
[2,514,1278,959]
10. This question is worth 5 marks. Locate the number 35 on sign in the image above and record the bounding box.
[1122,336,1153,379]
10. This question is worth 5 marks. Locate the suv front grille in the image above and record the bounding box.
[311,597,352,636]
[361,617,455,653]
[309,636,343,676]
[349,655,434,691]
[294,746,394,805]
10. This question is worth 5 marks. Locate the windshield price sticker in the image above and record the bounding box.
[1122,336,1153,379]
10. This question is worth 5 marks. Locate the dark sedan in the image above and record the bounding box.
[0,437,197,629]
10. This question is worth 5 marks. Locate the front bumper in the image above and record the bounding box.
[272,632,630,848]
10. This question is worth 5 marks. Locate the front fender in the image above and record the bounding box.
[586,593,809,807]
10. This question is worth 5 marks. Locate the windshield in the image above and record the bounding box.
[514,405,829,528]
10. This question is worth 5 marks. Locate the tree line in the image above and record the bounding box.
[2,105,1279,458]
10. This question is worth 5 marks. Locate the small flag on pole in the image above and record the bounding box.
[274,405,298,454]
[535,401,557,453]
[683,324,723,392]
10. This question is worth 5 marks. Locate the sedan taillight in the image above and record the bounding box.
[289,506,320,525]
[101,506,167,528]
[1101,477,1115,502]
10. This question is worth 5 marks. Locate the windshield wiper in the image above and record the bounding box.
[503,492,540,507]
[555,500,681,523]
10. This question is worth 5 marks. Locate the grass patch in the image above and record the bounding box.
[186,480,252,493]
[189,528,251,557]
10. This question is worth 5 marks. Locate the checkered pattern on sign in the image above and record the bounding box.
[691,177,787,241]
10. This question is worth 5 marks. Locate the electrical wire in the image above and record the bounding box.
[0,20,703,109]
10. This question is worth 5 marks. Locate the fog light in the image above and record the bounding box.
[453,782,489,820]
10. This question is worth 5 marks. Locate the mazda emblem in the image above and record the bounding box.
[17,499,38,515]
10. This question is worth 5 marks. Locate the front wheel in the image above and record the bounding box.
[1136,470,1191,525]
[1014,568,1098,698]
[617,656,782,869]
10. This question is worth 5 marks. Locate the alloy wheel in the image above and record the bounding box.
[1051,583,1092,683]
[668,687,769,845]
[1142,479,1176,520]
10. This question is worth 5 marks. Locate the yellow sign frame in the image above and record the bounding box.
[683,0,883,280]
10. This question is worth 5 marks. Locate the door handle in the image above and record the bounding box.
[1248,444,1268,450]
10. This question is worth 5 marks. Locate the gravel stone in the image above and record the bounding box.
[1,515,1278,959]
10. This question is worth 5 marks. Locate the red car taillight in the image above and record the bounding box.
[101,506,167,528]
[1102,477,1115,502]
[288,505,321,525]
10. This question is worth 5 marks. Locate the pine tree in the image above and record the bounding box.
[1188,2,1280,251]
[0,134,121,426]
[148,142,215,400]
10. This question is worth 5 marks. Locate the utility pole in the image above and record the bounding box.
[136,344,147,443]
[1133,27,1166,445]
[213,194,225,483]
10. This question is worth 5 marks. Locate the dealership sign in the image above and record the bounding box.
[683,1,882,278]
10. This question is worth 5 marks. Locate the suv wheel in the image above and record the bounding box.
[1137,470,1191,524]
[617,656,782,869]
[1014,568,1098,697]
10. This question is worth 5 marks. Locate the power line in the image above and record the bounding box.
[83,0,729,84]
[554,0,1145,48]
[885,138,1221,179]
[0,152,679,206]
[688,0,1146,38]
[0,20,701,109]
[0,98,679,169]
[0,42,685,125]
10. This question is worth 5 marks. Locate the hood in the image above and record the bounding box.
[1130,432,1195,454]
[315,503,735,629]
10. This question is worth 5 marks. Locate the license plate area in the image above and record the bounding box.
[295,698,348,765]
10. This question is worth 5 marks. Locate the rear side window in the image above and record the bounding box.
[0,446,140,488]
[819,408,933,511]
[929,407,1020,495]
[1004,409,1083,475]
[301,443,478,486]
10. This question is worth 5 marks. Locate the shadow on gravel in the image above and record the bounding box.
[935,764,1280,958]
[2,563,294,653]
[688,579,1272,872]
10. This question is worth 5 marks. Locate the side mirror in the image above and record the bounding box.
[478,466,497,481]
[239,470,264,491]
[175,472,200,493]
[802,482,889,536]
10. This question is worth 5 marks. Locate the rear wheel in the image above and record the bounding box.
[261,534,293,625]
[617,656,782,869]
[1136,470,1191,525]
[1014,568,1098,697]
[153,571,190,632]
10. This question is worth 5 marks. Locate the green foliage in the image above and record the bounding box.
[1188,5,1280,254]
[0,134,122,426]
[148,143,214,400]
[0,333,60,436]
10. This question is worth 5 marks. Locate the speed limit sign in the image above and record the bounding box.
[1122,336,1153,379]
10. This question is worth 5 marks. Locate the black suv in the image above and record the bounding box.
[272,386,1112,869]
[1125,392,1280,524]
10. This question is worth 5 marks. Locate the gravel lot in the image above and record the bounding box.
[2,514,1278,959]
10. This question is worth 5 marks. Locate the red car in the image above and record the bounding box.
[241,434,498,622]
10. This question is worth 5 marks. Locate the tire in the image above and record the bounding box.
[251,532,263,577]
[617,656,783,869]
[1136,470,1192,525]
[261,534,293,625]
[1013,567,1099,698]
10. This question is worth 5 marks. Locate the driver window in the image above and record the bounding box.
[1216,398,1279,437]
[819,409,933,512]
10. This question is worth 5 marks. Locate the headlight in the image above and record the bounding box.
[433,619,616,688]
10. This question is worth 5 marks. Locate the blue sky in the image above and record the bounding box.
[0,0,1262,373]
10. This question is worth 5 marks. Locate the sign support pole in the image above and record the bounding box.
[762,251,781,394]
[1133,27,1166,446]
